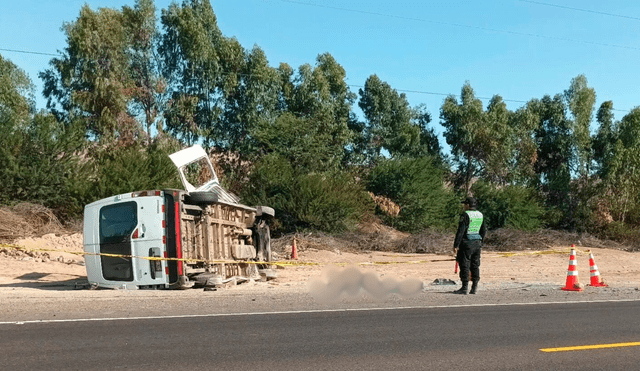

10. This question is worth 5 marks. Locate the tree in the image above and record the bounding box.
[0,54,34,205]
[593,101,617,178]
[160,0,244,146]
[357,74,418,160]
[508,105,539,185]
[277,53,355,170]
[530,95,572,226]
[41,4,140,143]
[564,74,596,177]
[413,104,443,161]
[353,76,442,166]
[441,82,503,193]
[220,45,281,158]
[0,54,34,128]
[123,0,166,143]
[604,108,640,224]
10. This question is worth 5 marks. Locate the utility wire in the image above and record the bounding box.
[0,47,60,57]
[279,0,640,51]
[0,46,632,113]
[518,0,640,22]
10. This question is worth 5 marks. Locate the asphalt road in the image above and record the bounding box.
[2,300,640,371]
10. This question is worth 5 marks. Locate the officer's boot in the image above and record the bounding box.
[469,280,479,295]
[453,281,468,295]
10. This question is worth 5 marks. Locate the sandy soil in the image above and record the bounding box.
[2,233,640,295]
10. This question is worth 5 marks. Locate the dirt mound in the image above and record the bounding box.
[1,233,83,264]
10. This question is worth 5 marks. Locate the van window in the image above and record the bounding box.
[99,202,137,281]
[100,202,137,243]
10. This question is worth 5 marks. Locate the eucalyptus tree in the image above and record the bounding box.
[160,0,244,146]
[508,104,540,185]
[413,103,443,162]
[0,54,34,129]
[123,0,165,143]
[276,53,356,171]
[564,74,596,177]
[358,74,418,161]
[529,94,572,225]
[592,101,617,178]
[0,55,34,204]
[441,82,540,193]
[41,4,139,143]
[606,107,640,223]
[220,45,281,158]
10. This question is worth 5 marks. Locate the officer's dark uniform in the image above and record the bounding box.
[453,197,487,295]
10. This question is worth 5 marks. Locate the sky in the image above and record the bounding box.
[2,0,640,145]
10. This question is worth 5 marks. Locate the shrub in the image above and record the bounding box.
[0,113,87,217]
[242,153,374,233]
[597,221,640,251]
[367,157,458,232]
[75,139,183,206]
[471,181,544,230]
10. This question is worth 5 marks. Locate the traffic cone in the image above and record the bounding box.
[561,248,583,291]
[588,251,608,287]
[290,237,298,260]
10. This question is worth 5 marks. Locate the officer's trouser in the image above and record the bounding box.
[456,240,481,283]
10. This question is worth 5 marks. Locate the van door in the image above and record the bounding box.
[99,202,136,282]
[130,196,167,287]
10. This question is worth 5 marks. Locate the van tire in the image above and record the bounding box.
[253,220,271,264]
[185,192,218,205]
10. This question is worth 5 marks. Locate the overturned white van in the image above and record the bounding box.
[83,145,274,289]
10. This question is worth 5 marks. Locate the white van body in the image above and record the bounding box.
[83,145,274,289]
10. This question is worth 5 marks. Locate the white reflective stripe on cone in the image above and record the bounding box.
[566,271,579,276]
[569,260,577,265]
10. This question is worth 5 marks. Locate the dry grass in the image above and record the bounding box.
[272,225,634,258]
[0,203,74,242]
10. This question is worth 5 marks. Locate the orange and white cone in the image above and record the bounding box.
[588,251,608,287]
[561,248,583,291]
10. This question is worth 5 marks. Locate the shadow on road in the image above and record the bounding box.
[0,272,88,290]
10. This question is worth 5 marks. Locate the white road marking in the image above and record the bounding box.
[2,298,640,325]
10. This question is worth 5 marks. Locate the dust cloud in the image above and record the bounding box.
[307,266,424,304]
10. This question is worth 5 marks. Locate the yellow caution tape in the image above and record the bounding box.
[494,248,591,258]
[2,243,587,267]
[0,243,457,268]
[0,243,316,267]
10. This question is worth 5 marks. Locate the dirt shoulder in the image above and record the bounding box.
[2,233,640,296]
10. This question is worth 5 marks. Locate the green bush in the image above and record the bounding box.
[75,139,183,206]
[0,113,87,217]
[471,181,544,230]
[367,157,458,232]
[241,153,374,233]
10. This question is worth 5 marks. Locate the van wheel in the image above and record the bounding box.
[185,191,218,205]
[253,220,271,264]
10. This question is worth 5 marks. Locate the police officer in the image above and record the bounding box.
[453,197,487,295]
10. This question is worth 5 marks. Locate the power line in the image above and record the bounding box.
[279,0,640,51]
[0,47,59,57]
[0,46,632,113]
[518,0,640,22]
